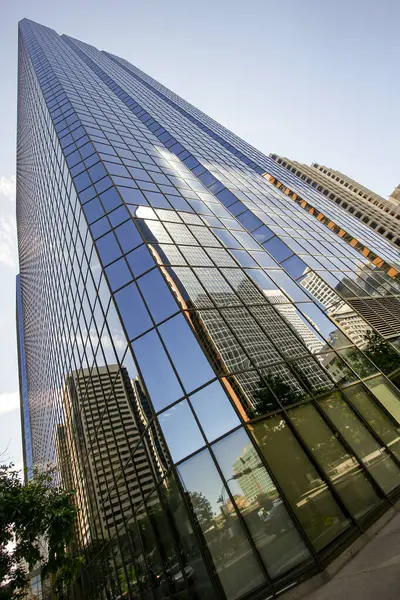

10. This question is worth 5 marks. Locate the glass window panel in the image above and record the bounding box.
[319,393,400,494]
[212,228,242,249]
[114,220,143,254]
[212,428,312,579]
[190,380,240,442]
[230,249,259,268]
[105,257,132,291]
[90,215,111,239]
[338,347,378,378]
[205,247,236,267]
[157,244,186,266]
[159,400,205,463]
[114,282,152,340]
[164,222,198,245]
[281,255,308,280]
[136,219,172,244]
[179,245,213,266]
[96,232,122,266]
[296,302,352,348]
[316,352,358,385]
[159,473,218,600]
[107,208,129,236]
[137,268,178,323]
[268,270,309,302]
[169,267,214,308]
[126,244,155,278]
[133,330,184,411]
[245,268,281,299]
[83,197,104,224]
[178,449,267,599]
[190,225,221,247]
[232,230,261,250]
[143,191,171,208]
[100,187,123,212]
[194,268,240,307]
[250,415,349,551]
[221,306,282,367]
[365,376,400,425]
[222,269,265,304]
[159,314,215,393]
[119,186,148,205]
[249,251,280,269]
[344,383,400,460]
[263,237,292,262]
[289,404,380,520]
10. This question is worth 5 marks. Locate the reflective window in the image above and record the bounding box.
[212,428,312,579]
[137,268,178,323]
[114,282,152,339]
[159,474,218,599]
[159,314,215,393]
[249,250,279,268]
[105,257,132,291]
[132,330,184,411]
[263,237,292,262]
[126,244,155,277]
[178,449,267,599]
[159,400,205,463]
[289,403,381,520]
[190,380,240,442]
[114,219,142,253]
[96,232,122,266]
[338,347,378,379]
[366,376,400,424]
[99,187,123,211]
[119,186,148,205]
[344,383,400,460]
[251,415,350,551]
[319,393,400,494]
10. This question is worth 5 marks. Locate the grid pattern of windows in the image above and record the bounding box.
[17,18,400,600]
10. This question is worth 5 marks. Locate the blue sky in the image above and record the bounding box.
[0,0,399,467]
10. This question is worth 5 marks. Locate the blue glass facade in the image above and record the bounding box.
[16,274,34,481]
[17,18,400,600]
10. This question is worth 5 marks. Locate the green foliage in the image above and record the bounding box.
[187,492,214,529]
[363,331,400,375]
[0,463,82,598]
[253,374,301,415]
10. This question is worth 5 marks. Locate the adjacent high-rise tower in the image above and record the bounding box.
[17,18,400,600]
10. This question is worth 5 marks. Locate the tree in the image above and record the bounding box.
[0,463,83,599]
[363,331,400,375]
[252,374,303,416]
[186,492,214,530]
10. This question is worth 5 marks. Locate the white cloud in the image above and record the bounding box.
[0,212,17,269]
[0,176,16,201]
[0,391,20,416]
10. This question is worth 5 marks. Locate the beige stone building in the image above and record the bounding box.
[269,155,400,247]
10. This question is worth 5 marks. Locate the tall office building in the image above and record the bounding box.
[269,154,400,246]
[16,275,33,482]
[17,18,400,600]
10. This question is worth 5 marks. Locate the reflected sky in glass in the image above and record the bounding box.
[190,380,240,442]
[159,399,206,463]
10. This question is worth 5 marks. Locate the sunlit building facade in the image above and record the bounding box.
[17,18,400,600]
[269,154,400,247]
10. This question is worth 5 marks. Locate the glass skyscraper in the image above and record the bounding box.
[16,18,400,600]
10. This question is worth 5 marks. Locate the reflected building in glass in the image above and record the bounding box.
[17,18,400,600]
